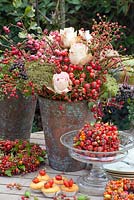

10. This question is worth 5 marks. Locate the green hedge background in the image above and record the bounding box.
[0,0,133,54]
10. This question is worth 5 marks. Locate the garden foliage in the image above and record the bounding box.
[0,0,133,54]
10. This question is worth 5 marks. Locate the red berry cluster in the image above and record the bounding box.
[0,139,46,176]
[45,58,104,102]
[104,178,134,200]
[0,23,38,99]
[91,15,126,59]
[73,122,120,154]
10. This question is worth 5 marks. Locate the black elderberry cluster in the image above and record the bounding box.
[116,84,134,102]
[102,84,134,130]
[9,61,28,80]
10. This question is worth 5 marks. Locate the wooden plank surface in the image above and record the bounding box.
[0,132,103,200]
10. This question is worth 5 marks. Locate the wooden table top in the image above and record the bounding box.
[0,132,103,200]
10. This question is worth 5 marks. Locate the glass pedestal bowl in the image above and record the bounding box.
[60,130,134,196]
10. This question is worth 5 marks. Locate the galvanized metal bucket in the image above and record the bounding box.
[0,93,37,140]
[39,97,95,172]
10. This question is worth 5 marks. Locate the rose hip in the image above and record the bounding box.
[73,122,120,156]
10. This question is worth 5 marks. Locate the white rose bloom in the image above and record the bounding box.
[53,72,72,94]
[79,30,92,42]
[69,43,92,65]
[60,27,77,48]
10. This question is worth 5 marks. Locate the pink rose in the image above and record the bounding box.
[53,72,72,94]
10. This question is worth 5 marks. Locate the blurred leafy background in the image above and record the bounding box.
[0,0,133,54]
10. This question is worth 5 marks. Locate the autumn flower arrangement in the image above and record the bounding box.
[0,15,126,103]
[25,14,126,103]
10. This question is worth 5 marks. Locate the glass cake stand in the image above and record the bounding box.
[60,131,134,196]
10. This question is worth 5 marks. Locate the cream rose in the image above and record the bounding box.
[69,43,92,65]
[53,72,72,94]
[60,27,77,48]
[79,30,92,43]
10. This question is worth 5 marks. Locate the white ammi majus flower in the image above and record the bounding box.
[53,72,72,94]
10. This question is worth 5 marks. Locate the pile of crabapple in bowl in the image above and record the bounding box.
[73,122,121,159]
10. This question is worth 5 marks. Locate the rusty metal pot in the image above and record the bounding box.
[39,97,95,172]
[0,93,37,140]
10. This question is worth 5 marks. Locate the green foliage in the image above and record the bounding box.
[0,0,133,54]
[13,0,22,8]
[5,169,12,177]
[127,99,134,128]
[77,194,90,200]
[32,121,39,132]
[24,190,31,198]
[18,165,25,171]
[38,156,45,162]
[64,0,134,54]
